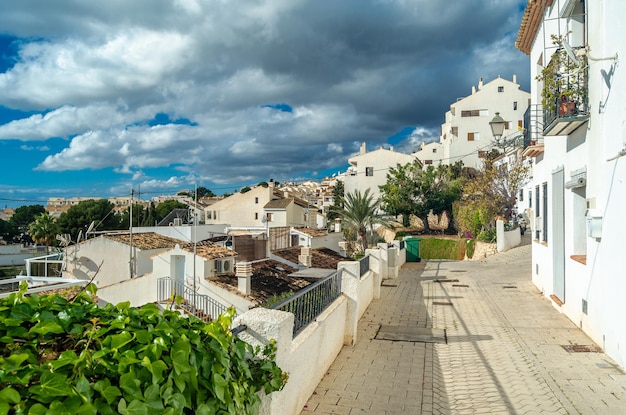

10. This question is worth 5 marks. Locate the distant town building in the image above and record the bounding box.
[412,141,444,167]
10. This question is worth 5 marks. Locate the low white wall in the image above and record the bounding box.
[235,299,347,415]
[496,220,521,252]
[97,273,157,306]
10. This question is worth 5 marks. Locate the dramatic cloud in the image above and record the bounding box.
[0,0,529,200]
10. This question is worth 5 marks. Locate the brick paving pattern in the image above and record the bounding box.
[301,237,626,414]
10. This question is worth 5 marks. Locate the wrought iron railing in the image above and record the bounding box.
[359,255,370,278]
[271,270,342,336]
[157,277,228,322]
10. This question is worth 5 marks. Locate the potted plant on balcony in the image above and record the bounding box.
[536,34,587,119]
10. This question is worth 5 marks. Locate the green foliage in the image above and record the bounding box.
[0,285,286,414]
[260,292,294,309]
[239,187,252,194]
[28,213,60,253]
[418,238,465,260]
[155,201,188,223]
[379,162,464,232]
[9,205,46,233]
[0,219,18,243]
[330,189,393,253]
[326,181,344,223]
[477,228,497,243]
[465,239,475,259]
[57,200,123,237]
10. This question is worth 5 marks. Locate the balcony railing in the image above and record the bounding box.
[271,270,342,336]
[157,277,228,322]
[542,49,589,136]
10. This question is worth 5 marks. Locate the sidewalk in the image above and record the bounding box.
[301,239,626,414]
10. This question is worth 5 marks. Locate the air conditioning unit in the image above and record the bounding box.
[535,216,543,232]
[173,218,182,226]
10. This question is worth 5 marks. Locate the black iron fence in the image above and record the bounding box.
[157,277,228,322]
[271,270,342,336]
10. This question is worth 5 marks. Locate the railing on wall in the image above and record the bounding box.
[157,277,228,322]
[359,255,370,278]
[271,270,342,336]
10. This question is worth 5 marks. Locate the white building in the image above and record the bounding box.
[440,75,530,170]
[344,142,418,202]
[412,141,444,167]
[517,0,626,368]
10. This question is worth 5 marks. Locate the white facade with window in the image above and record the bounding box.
[344,142,417,203]
[440,76,530,170]
[412,141,444,167]
[518,0,626,368]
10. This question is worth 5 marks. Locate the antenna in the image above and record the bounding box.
[76,230,83,244]
[86,221,95,237]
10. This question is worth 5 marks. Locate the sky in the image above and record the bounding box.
[0,0,529,209]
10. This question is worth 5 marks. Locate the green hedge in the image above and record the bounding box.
[0,283,286,414]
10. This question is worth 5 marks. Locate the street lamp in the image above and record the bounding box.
[489,112,506,143]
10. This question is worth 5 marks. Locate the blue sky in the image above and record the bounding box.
[0,0,529,209]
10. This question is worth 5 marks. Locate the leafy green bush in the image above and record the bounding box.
[477,228,497,243]
[419,238,465,260]
[0,283,286,414]
[465,239,475,259]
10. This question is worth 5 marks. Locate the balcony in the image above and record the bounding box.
[541,48,589,136]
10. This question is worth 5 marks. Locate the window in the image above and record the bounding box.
[424,160,432,165]
[461,110,480,117]
[255,197,259,204]
[535,185,540,240]
[518,120,523,129]
[519,189,524,201]
[451,127,458,136]
[529,190,532,208]
[432,148,437,153]
[513,101,518,110]
[366,167,374,176]
[255,212,258,220]
[468,132,479,141]
[207,211,212,220]
[542,182,548,242]
[505,121,510,129]
[267,213,273,222]
[498,86,504,92]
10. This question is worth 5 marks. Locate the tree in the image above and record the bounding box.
[0,219,18,243]
[240,186,252,193]
[57,199,122,238]
[155,200,188,222]
[9,205,45,234]
[453,151,530,238]
[326,180,344,223]
[27,212,60,253]
[331,189,393,254]
[379,162,464,232]
[195,186,215,198]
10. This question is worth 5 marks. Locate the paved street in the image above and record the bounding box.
[301,238,626,414]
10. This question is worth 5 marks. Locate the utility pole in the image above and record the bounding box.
[129,188,134,278]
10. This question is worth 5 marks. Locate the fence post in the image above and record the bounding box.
[377,243,390,280]
[365,248,382,300]
[339,260,359,346]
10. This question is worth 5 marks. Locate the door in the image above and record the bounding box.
[552,167,565,302]
[171,255,186,289]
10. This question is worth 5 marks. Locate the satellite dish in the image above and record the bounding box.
[77,230,83,244]
[563,40,581,67]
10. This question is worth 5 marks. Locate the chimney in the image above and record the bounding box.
[478,77,483,90]
[472,85,476,95]
[390,145,394,152]
[513,73,517,84]
[236,262,252,295]
[299,246,312,267]
[360,142,366,155]
[268,178,275,188]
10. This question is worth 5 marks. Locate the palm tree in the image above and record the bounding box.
[28,212,60,253]
[331,189,393,254]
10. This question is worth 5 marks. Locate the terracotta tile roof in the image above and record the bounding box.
[272,247,347,269]
[105,232,184,250]
[208,259,311,304]
[264,198,292,209]
[516,0,553,55]
[293,227,328,238]
[180,240,237,260]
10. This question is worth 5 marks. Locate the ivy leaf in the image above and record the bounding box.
[141,357,167,385]
[143,384,164,412]
[74,375,92,403]
[165,393,185,413]
[119,399,149,415]
[9,303,33,322]
[0,387,20,404]
[119,373,143,401]
[26,403,47,415]
[107,331,134,351]
[29,372,72,398]
[1,353,29,372]
[212,373,228,403]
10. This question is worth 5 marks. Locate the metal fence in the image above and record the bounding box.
[157,277,228,322]
[359,255,370,278]
[271,270,342,336]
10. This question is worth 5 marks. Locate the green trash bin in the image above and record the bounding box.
[405,238,421,262]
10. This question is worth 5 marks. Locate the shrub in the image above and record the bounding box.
[465,239,476,259]
[419,238,465,260]
[477,228,497,243]
[0,283,286,414]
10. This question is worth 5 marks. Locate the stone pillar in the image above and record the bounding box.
[339,261,360,345]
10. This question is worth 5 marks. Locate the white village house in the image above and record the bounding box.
[517,0,626,368]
